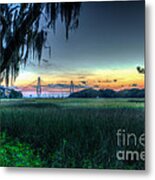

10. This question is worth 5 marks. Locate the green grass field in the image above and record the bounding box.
[0,98,145,169]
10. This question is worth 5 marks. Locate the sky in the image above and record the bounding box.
[13,1,145,93]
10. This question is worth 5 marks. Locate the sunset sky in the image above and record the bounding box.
[12,1,145,92]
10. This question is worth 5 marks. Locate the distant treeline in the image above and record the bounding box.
[0,87,23,98]
[69,88,145,98]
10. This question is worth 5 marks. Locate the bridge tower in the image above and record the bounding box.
[36,77,42,97]
[70,80,74,94]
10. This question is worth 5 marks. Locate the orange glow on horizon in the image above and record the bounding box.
[5,68,144,91]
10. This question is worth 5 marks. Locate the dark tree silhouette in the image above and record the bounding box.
[0,3,81,86]
[136,66,145,74]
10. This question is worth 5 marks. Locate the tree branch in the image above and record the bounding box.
[0,4,41,73]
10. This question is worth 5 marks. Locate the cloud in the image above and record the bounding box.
[131,83,138,87]
[102,80,112,83]
[78,76,86,79]
[80,81,87,85]
[47,83,88,89]
[94,85,99,88]
[100,79,118,84]
[113,79,117,82]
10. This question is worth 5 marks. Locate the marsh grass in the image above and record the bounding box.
[0,98,145,169]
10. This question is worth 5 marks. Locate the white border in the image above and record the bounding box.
[0,0,155,179]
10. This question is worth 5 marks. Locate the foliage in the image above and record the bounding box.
[0,3,81,85]
[0,132,43,167]
[0,98,145,169]
[69,88,145,98]
[137,66,145,74]
[9,89,23,98]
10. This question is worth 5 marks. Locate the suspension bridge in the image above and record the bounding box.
[17,77,87,98]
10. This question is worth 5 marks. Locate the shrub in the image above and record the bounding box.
[0,132,43,167]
